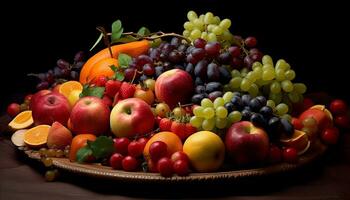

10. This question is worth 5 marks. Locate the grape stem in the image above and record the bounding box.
[107,31,191,43]
[231,36,249,57]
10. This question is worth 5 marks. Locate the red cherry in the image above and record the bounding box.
[122,156,139,171]
[128,141,144,157]
[113,137,130,156]
[109,153,124,169]
[173,160,189,176]
[157,157,173,177]
[137,137,148,149]
[170,151,189,163]
[147,159,158,172]
[330,99,348,115]
[335,115,350,129]
[321,127,340,145]
[268,145,282,164]
[24,94,33,102]
[149,141,168,161]
[7,103,21,118]
[283,147,298,163]
[291,117,303,130]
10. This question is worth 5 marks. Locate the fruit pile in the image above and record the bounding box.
[7,11,350,180]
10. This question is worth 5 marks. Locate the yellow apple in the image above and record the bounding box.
[183,131,225,172]
[68,90,82,107]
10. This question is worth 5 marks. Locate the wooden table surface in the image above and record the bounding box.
[1,114,350,200]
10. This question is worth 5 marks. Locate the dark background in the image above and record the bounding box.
[1,1,349,111]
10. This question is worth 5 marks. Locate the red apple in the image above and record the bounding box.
[299,105,333,133]
[70,96,110,135]
[155,69,193,109]
[225,121,269,165]
[29,89,51,109]
[32,92,70,126]
[110,98,155,138]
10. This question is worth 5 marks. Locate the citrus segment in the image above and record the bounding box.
[59,81,83,99]
[8,111,34,130]
[23,125,51,148]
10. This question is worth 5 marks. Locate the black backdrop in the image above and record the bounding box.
[1,1,349,111]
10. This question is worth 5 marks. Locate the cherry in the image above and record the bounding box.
[330,99,348,115]
[335,115,350,129]
[7,103,21,117]
[128,141,144,157]
[157,157,173,177]
[321,127,340,145]
[113,137,130,156]
[170,151,189,163]
[149,141,168,161]
[137,137,148,149]
[173,160,189,176]
[283,147,298,163]
[109,153,124,169]
[122,156,139,171]
[268,145,282,164]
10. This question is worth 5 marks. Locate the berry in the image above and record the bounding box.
[185,123,197,137]
[122,156,139,171]
[95,76,108,87]
[321,127,339,145]
[335,115,350,129]
[155,103,171,118]
[7,103,21,117]
[159,118,173,131]
[245,36,257,48]
[170,121,188,141]
[228,46,241,57]
[268,145,282,164]
[109,153,124,169]
[149,141,168,161]
[157,157,174,177]
[128,141,144,157]
[330,99,347,115]
[283,147,298,163]
[173,160,189,176]
[105,80,122,98]
[170,151,189,163]
[119,82,136,99]
[113,137,130,156]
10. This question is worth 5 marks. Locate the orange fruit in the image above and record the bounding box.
[86,58,118,83]
[79,40,150,84]
[23,125,51,148]
[8,110,34,130]
[69,134,97,162]
[59,81,83,99]
[143,131,183,160]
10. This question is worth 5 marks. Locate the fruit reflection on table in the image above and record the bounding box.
[6,10,350,181]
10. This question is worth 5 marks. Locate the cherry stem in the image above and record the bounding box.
[97,26,113,58]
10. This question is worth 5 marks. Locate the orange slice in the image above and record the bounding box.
[24,125,51,148]
[59,81,83,98]
[8,111,34,130]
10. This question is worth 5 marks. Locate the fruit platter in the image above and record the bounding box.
[4,11,350,183]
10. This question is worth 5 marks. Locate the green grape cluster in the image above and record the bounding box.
[183,10,234,43]
[226,55,307,113]
[190,92,242,131]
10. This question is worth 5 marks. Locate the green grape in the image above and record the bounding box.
[184,22,194,30]
[56,149,64,158]
[215,117,227,129]
[270,81,281,94]
[223,84,231,92]
[253,67,262,79]
[294,83,307,94]
[262,64,274,71]
[203,107,215,119]
[275,59,288,70]
[266,100,276,109]
[281,114,292,122]
[201,98,213,107]
[213,16,220,24]
[240,78,252,91]
[288,92,300,103]
[216,106,228,118]
[248,83,259,97]
[229,77,242,89]
[207,24,216,32]
[285,70,296,80]
[202,118,215,131]
[193,106,205,117]
[275,103,289,115]
[275,69,286,81]
[45,170,58,182]
[231,69,241,77]
[262,69,275,81]
[208,32,217,42]
[219,19,231,29]
[190,29,201,40]
[223,92,234,103]
[269,93,282,104]
[227,111,242,124]
[190,116,204,128]
[246,71,257,82]
[281,80,294,92]
[204,12,215,24]
[187,11,198,21]
[193,19,204,31]
[212,26,224,35]
[213,97,225,108]
[201,32,208,40]
[252,62,263,70]
[262,55,273,65]
[221,30,233,41]
[256,79,270,87]
[241,68,249,74]
[183,30,190,37]
[42,157,53,167]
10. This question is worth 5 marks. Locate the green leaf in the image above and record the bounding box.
[89,136,114,160]
[112,35,137,44]
[118,53,132,67]
[111,28,123,43]
[89,33,103,51]
[137,27,150,36]
[110,65,118,72]
[114,72,125,81]
[76,146,93,163]
[112,20,122,33]
[80,86,105,98]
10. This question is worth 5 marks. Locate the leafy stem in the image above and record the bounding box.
[96,26,113,58]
